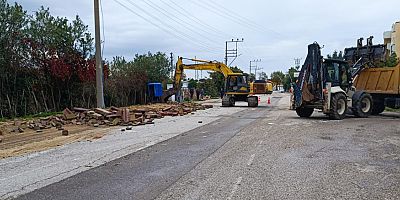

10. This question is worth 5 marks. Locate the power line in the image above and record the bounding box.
[189,1,260,33]
[123,0,220,53]
[202,1,258,29]
[99,0,105,58]
[154,0,231,41]
[201,0,283,38]
[139,0,221,45]
[162,0,235,39]
[113,0,220,54]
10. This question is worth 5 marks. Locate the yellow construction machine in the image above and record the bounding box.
[163,57,271,107]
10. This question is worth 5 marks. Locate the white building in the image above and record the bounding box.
[383,21,400,57]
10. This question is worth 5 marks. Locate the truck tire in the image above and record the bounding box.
[329,93,347,120]
[371,102,385,115]
[247,96,258,107]
[353,93,372,118]
[295,107,314,118]
[371,98,385,115]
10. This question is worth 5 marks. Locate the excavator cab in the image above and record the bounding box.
[226,74,249,94]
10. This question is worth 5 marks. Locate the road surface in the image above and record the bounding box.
[12,93,400,199]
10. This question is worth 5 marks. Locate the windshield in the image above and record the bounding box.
[325,61,349,88]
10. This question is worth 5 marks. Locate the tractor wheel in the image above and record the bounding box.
[295,107,314,118]
[371,99,385,115]
[353,93,372,118]
[329,93,347,120]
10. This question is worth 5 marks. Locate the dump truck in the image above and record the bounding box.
[250,80,273,95]
[163,57,270,107]
[344,37,400,114]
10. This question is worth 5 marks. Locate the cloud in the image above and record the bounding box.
[15,0,400,78]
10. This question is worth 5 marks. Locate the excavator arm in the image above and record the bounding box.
[162,57,242,102]
[174,57,239,87]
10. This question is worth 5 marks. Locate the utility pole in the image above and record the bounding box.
[195,56,198,80]
[254,67,263,79]
[94,0,104,108]
[225,38,244,66]
[249,59,261,77]
[170,52,174,79]
[294,58,302,70]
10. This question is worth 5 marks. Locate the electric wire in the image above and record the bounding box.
[188,1,261,33]
[159,0,235,40]
[100,0,105,58]
[113,0,220,54]
[123,0,220,53]
[203,0,282,37]
[139,0,221,45]
[190,0,282,38]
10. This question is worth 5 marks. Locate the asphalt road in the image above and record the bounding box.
[16,93,400,200]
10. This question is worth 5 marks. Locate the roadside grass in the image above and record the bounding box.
[385,107,400,113]
[0,111,62,123]
[23,111,63,119]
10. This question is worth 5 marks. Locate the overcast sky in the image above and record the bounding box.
[16,0,400,79]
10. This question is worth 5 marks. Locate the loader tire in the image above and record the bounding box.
[329,93,347,120]
[353,93,372,118]
[295,107,314,118]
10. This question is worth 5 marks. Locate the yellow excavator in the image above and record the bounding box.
[163,57,272,107]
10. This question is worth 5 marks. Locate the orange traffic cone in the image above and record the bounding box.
[267,97,271,104]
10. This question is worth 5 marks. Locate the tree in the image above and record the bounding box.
[283,67,297,91]
[338,51,343,59]
[248,73,256,82]
[0,2,102,117]
[188,79,197,89]
[230,66,243,73]
[258,72,268,80]
[386,52,398,67]
[332,50,338,59]
[133,52,171,83]
[106,52,171,106]
[270,71,285,90]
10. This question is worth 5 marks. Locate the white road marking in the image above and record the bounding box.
[228,176,243,200]
[247,154,256,166]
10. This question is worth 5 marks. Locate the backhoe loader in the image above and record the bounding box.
[163,57,271,107]
[291,42,373,120]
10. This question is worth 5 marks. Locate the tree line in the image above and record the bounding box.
[0,1,171,118]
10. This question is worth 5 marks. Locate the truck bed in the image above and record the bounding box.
[354,63,400,95]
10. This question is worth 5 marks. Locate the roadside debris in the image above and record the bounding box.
[1,102,213,135]
[62,130,69,136]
